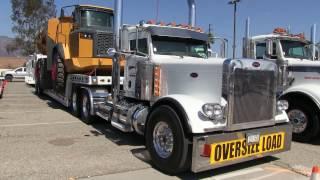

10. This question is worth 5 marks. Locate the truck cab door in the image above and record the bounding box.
[124,35,149,98]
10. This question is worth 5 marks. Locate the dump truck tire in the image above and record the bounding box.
[52,52,65,92]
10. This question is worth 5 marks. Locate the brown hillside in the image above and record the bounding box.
[0,57,26,69]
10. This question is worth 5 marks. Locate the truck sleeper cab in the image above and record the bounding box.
[96,21,292,173]
[244,27,320,142]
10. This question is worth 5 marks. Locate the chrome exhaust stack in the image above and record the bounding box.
[112,0,123,104]
[311,24,317,61]
[243,17,250,58]
[187,0,196,27]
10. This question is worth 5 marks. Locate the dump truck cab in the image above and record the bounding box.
[46,4,114,74]
[44,4,115,92]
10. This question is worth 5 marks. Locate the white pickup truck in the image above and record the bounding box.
[2,67,27,82]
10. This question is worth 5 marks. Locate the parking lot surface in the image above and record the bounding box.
[0,82,319,180]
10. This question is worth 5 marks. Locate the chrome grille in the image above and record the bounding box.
[95,33,113,57]
[223,59,278,131]
[233,69,276,125]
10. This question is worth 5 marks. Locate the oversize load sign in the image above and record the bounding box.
[210,132,285,164]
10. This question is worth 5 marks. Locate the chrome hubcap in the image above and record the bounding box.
[288,109,308,134]
[153,121,174,158]
[82,95,89,118]
[72,92,77,112]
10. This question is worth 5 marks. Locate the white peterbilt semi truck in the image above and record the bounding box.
[243,19,320,142]
[36,0,292,174]
[87,0,292,174]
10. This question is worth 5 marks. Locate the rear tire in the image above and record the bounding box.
[70,89,80,117]
[146,105,191,174]
[286,98,320,142]
[80,90,95,124]
[5,75,13,82]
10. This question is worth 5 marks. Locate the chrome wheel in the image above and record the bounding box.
[153,121,174,159]
[82,94,89,119]
[288,109,308,134]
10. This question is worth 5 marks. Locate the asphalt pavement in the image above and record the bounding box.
[0,82,319,180]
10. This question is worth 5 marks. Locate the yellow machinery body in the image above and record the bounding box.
[46,5,114,74]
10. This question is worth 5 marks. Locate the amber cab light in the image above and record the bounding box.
[154,66,161,97]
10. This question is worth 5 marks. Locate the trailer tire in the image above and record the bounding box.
[35,81,43,95]
[70,89,80,117]
[287,99,320,142]
[80,90,95,124]
[146,105,191,174]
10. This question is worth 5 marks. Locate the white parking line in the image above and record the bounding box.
[203,167,264,180]
[0,121,80,127]
[0,110,60,114]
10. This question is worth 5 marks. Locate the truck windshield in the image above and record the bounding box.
[152,36,208,58]
[280,40,311,59]
[81,10,113,30]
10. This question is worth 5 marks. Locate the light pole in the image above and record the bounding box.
[228,0,240,59]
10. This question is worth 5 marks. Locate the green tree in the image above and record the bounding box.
[10,0,56,56]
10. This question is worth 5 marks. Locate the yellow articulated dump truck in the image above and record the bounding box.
[35,5,119,123]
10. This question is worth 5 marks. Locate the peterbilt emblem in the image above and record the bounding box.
[190,73,198,78]
[252,62,260,68]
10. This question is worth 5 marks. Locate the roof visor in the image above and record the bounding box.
[147,26,208,42]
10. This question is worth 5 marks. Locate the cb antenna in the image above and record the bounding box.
[156,0,160,22]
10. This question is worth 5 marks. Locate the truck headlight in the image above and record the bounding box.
[277,100,289,111]
[80,32,93,39]
[202,103,224,120]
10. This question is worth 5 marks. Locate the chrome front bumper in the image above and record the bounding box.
[191,123,292,173]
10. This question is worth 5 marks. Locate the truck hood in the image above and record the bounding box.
[285,57,320,67]
[152,55,225,103]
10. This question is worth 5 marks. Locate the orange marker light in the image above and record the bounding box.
[153,66,161,97]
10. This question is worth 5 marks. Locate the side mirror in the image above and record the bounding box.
[107,48,116,57]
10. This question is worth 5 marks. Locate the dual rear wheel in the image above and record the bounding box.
[70,89,95,124]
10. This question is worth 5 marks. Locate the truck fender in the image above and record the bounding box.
[282,84,320,110]
[149,95,226,134]
[55,43,71,60]
[80,87,95,116]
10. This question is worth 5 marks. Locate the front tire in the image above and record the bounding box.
[287,99,320,142]
[80,90,95,124]
[146,105,191,174]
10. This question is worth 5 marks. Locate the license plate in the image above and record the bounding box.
[210,132,285,165]
[246,133,260,145]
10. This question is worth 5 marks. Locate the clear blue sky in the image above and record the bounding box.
[1,0,320,57]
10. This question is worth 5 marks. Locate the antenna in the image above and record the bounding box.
[156,0,160,22]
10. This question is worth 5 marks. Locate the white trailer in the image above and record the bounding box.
[25,54,47,85]
[243,22,320,142]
